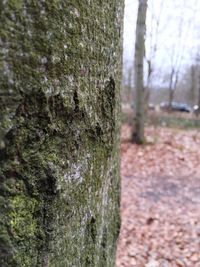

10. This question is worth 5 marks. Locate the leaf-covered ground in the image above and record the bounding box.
[116,124,200,267]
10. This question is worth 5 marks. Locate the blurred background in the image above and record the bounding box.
[122,0,200,128]
[116,1,200,266]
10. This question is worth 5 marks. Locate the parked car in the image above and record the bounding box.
[160,102,192,112]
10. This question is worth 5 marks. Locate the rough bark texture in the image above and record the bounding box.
[133,0,148,144]
[0,1,124,266]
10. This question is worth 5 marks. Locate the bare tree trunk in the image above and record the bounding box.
[0,1,124,266]
[169,68,179,112]
[190,65,196,105]
[168,68,175,111]
[132,0,148,144]
[145,0,164,111]
[145,59,152,113]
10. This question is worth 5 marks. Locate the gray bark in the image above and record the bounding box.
[169,68,179,111]
[0,1,124,266]
[132,0,148,144]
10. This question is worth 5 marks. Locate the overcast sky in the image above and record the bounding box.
[123,0,200,85]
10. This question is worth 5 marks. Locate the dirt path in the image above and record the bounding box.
[116,125,200,267]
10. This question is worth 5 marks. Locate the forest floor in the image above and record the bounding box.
[116,124,200,267]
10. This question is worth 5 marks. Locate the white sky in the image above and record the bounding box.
[123,0,200,86]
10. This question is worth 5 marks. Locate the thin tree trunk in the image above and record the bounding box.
[169,68,175,111]
[0,1,124,266]
[145,59,153,113]
[132,0,148,144]
[190,65,195,105]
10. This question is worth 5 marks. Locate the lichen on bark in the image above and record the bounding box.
[0,1,124,266]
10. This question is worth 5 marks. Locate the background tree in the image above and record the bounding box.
[163,0,198,109]
[132,0,148,144]
[0,1,124,266]
[190,65,196,104]
[145,0,164,101]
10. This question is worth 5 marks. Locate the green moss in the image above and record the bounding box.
[10,195,38,239]
[0,0,123,266]
[7,0,24,11]
[9,195,39,266]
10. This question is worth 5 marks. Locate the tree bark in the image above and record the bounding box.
[0,1,124,266]
[132,0,148,144]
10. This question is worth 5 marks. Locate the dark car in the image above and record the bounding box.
[160,102,192,112]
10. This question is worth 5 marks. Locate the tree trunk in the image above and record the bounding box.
[132,0,148,144]
[190,65,195,105]
[168,68,175,111]
[145,60,151,114]
[0,1,124,267]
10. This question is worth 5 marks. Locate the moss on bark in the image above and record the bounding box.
[0,1,124,266]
